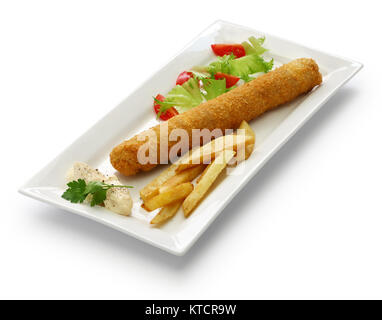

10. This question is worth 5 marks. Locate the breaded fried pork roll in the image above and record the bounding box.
[110,58,322,176]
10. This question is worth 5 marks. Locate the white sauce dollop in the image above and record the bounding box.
[66,162,133,216]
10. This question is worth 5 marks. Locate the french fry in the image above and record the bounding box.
[150,200,182,225]
[195,163,212,184]
[143,182,194,212]
[176,134,253,172]
[237,120,255,160]
[183,150,235,217]
[159,165,205,194]
[140,151,192,201]
[140,128,255,201]
[140,165,178,202]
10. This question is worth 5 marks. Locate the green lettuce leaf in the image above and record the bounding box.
[201,78,226,100]
[156,78,204,114]
[182,78,204,104]
[191,70,210,79]
[207,54,235,77]
[241,36,267,55]
[229,54,273,81]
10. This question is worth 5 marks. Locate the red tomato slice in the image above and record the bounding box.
[153,94,178,121]
[211,44,246,58]
[154,94,165,103]
[214,72,240,88]
[176,71,193,86]
[160,107,179,121]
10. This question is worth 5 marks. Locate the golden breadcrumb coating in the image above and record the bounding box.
[110,58,322,176]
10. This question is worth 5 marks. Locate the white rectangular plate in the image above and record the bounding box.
[19,20,362,255]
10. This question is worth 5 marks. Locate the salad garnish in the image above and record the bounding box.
[211,43,246,58]
[176,71,193,86]
[153,94,178,121]
[153,36,273,120]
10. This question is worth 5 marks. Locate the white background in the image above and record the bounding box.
[1,0,381,299]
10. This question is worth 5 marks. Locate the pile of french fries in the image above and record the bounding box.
[140,121,255,225]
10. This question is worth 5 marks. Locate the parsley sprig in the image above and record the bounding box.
[62,179,133,207]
